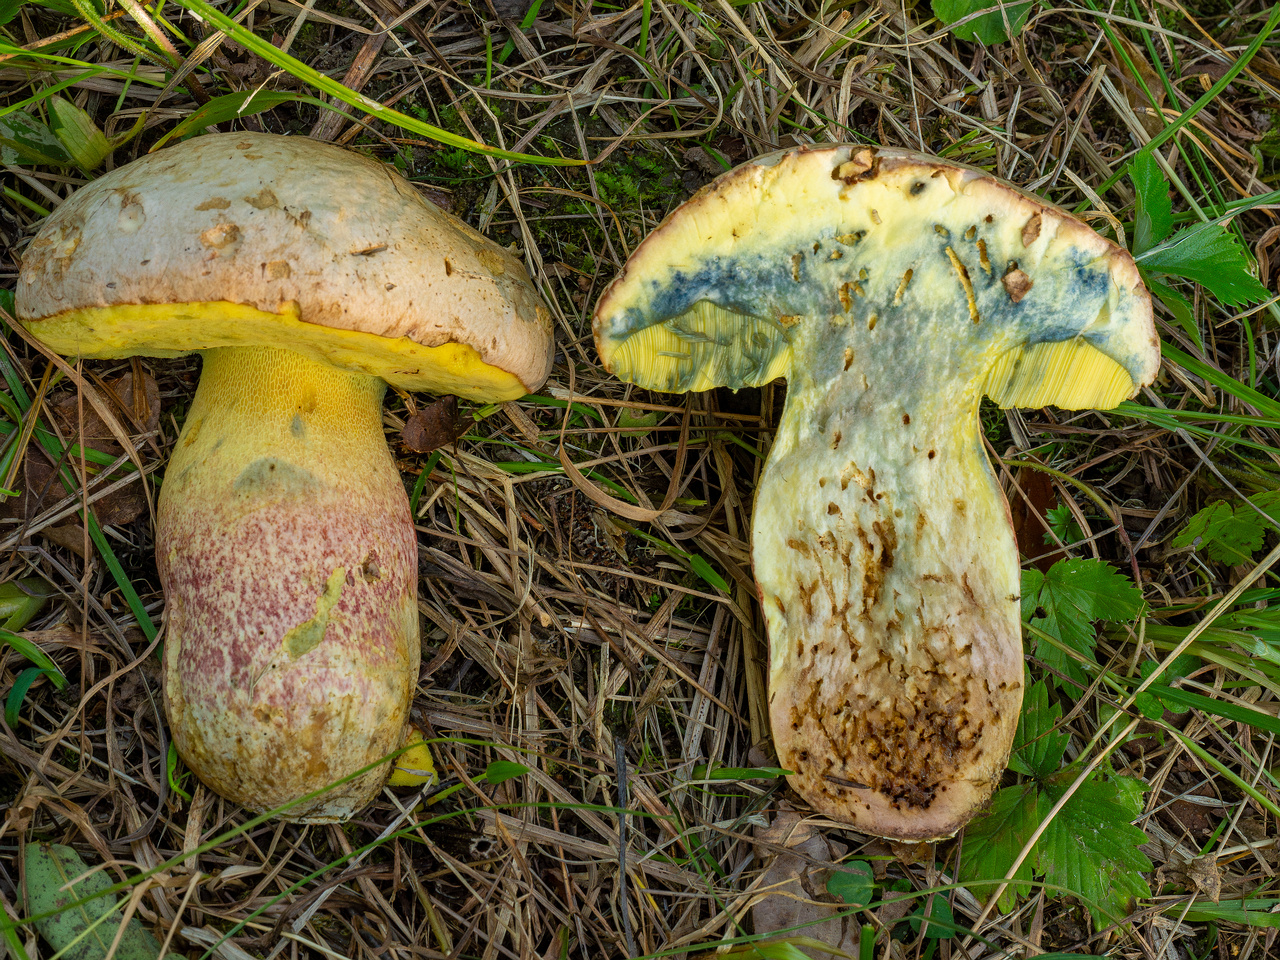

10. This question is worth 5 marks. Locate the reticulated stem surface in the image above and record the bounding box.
[159,346,420,821]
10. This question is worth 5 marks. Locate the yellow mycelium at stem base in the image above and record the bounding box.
[23,300,529,401]
[159,346,421,822]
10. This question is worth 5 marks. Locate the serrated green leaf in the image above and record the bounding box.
[1008,679,1068,779]
[47,95,111,171]
[958,784,1044,913]
[24,843,182,960]
[0,111,70,166]
[1129,152,1174,255]
[1172,491,1280,564]
[483,760,529,785]
[930,0,1033,44]
[1038,777,1152,927]
[1137,221,1270,306]
[1043,502,1083,545]
[827,860,875,908]
[1023,559,1145,687]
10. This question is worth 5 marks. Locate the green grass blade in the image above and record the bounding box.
[174,0,582,167]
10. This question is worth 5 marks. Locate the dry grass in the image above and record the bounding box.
[3,1,1280,959]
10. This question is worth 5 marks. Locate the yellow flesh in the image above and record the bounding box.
[25,300,528,401]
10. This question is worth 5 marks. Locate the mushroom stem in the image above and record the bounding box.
[756,315,1022,841]
[159,345,420,822]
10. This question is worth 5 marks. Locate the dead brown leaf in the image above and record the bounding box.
[402,395,463,453]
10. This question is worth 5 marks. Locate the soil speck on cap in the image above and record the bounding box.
[1022,213,1042,246]
[831,148,878,184]
[200,223,241,250]
[195,197,231,211]
[244,187,279,209]
[1002,266,1034,303]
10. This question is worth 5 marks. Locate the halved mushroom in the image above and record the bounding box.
[18,133,553,821]
[594,145,1158,840]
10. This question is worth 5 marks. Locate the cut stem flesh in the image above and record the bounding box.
[757,314,1022,840]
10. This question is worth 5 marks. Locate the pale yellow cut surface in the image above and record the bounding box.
[593,144,1160,839]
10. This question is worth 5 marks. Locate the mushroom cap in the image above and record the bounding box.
[594,144,1158,406]
[18,133,553,401]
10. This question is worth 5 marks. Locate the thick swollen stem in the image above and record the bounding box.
[159,346,419,822]
[757,316,1023,841]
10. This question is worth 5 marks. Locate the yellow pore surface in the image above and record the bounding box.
[25,300,529,402]
[984,337,1139,411]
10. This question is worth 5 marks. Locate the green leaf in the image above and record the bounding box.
[153,90,337,149]
[826,860,875,909]
[25,843,182,960]
[1133,691,1164,720]
[689,764,789,780]
[1150,683,1280,735]
[0,577,53,631]
[1172,491,1280,564]
[1043,503,1082,546]
[1177,898,1280,927]
[1037,776,1152,927]
[166,742,191,801]
[907,895,956,939]
[0,0,95,27]
[1137,221,1270,306]
[1144,276,1201,350]
[483,760,530,785]
[0,626,67,687]
[47,95,111,171]
[930,0,1033,44]
[958,784,1044,913]
[5,666,53,728]
[1129,152,1173,255]
[687,553,729,592]
[615,407,659,439]
[0,110,70,167]
[1023,559,1146,687]
[1008,679,1068,778]
[1164,342,1280,420]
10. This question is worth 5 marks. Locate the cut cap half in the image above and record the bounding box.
[594,145,1158,839]
[595,144,1157,411]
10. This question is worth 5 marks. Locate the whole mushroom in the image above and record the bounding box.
[17,133,553,821]
[594,145,1158,840]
